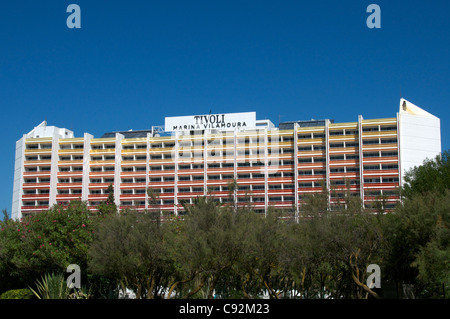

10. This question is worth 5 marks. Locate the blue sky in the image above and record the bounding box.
[0,1,449,216]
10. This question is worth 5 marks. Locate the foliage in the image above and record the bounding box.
[402,151,450,199]
[383,152,450,298]
[0,288,34,299]
[0,201,99,290]
[97,184,117,215]
[88,209,173,299]
[29,272,71,299]
[1,151,449,299]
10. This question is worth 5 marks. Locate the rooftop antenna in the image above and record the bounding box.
[278,114,284,126]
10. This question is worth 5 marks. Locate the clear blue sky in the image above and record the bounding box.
[1,1,449,216]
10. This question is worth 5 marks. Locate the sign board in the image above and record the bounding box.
[165,112,256,132]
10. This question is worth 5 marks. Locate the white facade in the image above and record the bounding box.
[398,98,441,184]
[11,121,74,220]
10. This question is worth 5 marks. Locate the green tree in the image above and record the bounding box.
[382,151,450,298]
[98,184,117,215]
[0,201,98,292]
[402,151,450,199]
[88,209,173,299]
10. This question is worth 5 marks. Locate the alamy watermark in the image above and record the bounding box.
[366,4,381,29]
[366,264,381,288]
[66,264,81,289]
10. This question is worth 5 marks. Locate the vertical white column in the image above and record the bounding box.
[325,120,330,209]
[174,132,179,215]
[145,133,150,211]
[81,133,92,204]
[264,128,268,216]
[11,135,26,220]
[358,115,365,208]
[203,131,208,197]
[396,112,402,187]
[114,133,123,208]
[48,134,60,208]
[293,124,299,222]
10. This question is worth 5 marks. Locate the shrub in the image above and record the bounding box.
[0,288,35,299]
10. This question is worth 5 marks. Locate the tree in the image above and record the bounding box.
[88,209,173,299]
[382,151,450,298]
[0,201,98,292]
[98,184,117,215]
[402,151,450,199]
[167,196,243,299]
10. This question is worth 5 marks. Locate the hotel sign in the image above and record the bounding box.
[165,112,256,132]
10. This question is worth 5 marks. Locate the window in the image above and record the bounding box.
[382,164,398,170]
[299,157,313,163]
[363,126,379,132]
[364,178,380,184]
[345,142,359,148]
[381,151,398,157]
[346,154,359,160]
[364,165,380,171]
[380,126,397,131]
[363,139,379,145]
[364,152,379,158]
[380,138,397,144]
[382,177,399,183]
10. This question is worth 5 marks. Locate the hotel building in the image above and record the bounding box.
[11,98,441,220]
